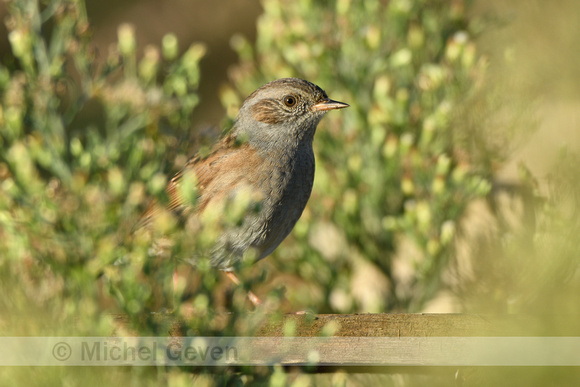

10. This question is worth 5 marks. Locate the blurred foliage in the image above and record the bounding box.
[224,0,494,312]
[456,149,580,316]
[0,0,286,384]
[2,0,580,385]
[0,0,208,332]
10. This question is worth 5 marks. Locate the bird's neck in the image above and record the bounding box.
[232,121,315,163]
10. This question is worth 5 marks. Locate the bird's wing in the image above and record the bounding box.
[135,134,263,230]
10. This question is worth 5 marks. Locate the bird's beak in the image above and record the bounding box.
[312,99,350,112]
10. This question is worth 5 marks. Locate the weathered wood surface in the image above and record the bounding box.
[110,313,580,369]
[255,313,580,337]
[112,313,580,337]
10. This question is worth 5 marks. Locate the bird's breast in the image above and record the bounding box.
[253,145,315,258]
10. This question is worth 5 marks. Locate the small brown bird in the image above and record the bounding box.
[141,78,348,305]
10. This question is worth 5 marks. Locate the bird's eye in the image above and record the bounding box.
[283,95,297,107]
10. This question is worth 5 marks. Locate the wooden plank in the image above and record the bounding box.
[112,313,580,337]
[108,313,580,369]
[255,313,580,337]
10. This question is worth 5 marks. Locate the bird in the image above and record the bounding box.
[139,78,349,306]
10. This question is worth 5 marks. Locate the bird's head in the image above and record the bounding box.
[234,78,349,149]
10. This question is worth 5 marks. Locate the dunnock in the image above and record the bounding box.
[141,78,348,304]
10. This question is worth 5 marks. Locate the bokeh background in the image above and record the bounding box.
[1,0,579,385]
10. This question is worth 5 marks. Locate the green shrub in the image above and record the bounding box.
[2,0,554,384]
[224,0,493,312]
[0,0,500,331]
[0,0,206,333]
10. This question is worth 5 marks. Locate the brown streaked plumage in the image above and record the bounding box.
[167,134,263,214]
[139,78,349,304]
